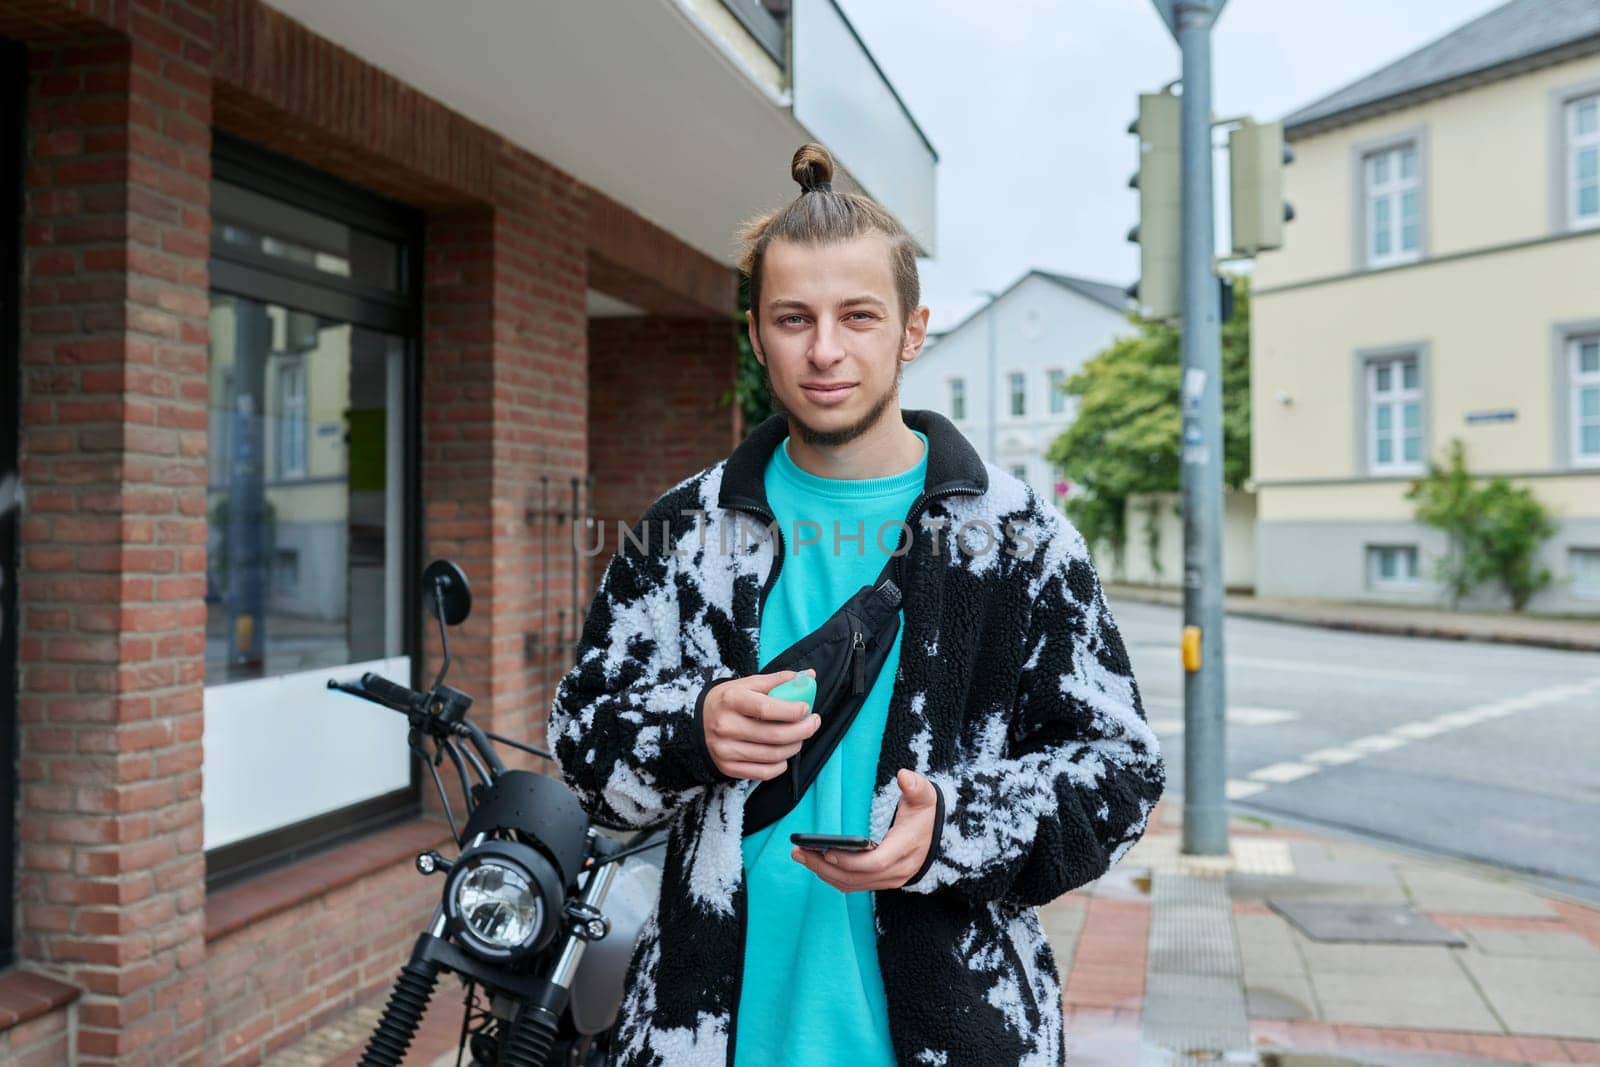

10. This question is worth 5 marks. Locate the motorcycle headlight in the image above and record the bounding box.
[444,840,564,962]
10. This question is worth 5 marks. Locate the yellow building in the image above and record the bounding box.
[1252,0,1600,613]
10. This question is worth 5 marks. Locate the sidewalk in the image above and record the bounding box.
[1105,585,1600,653]
[263,797,1600,1066]
[1051,797,1600,1066]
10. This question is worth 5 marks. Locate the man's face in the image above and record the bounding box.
[749,234,929,448]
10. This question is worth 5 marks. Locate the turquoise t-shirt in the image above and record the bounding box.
[733,431,928,1067]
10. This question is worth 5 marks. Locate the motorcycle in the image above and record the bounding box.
[328,559,665,1066]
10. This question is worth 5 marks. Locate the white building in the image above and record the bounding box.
[903,270,1132,507]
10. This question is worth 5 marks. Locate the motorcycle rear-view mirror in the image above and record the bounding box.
[423,559,472,626]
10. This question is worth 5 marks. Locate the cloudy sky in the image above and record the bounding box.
[837,0,1508,332]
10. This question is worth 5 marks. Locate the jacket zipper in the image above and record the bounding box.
[718,499,782,1067]
[850,625,867,695]
[890,485,985,590]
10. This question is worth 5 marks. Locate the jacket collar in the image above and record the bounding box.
[717,408,989,516]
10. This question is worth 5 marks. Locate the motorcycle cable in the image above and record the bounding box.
[455,738,492,794]
[478,728,554,763]
[584,834,668,871]
[412,730,461,842]
[434,735,478,818]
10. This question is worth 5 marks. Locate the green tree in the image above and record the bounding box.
[1045,277,1251,559]
[1406,439,1555,611]
[722,309,774,434]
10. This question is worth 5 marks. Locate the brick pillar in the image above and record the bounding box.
[422,151,588,761]
[587,315,739,534]
[16,23,212,1067]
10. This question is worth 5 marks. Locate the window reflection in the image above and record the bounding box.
[213,180,402,291]
[206,294,404,683]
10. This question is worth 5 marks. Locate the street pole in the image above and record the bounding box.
[1158,0,1229,856]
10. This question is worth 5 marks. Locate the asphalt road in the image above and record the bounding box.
[1109,599,1600,905]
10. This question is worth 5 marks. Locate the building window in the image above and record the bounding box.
[1571,548,1600,599]
[1009,463,1028,480]
[1047,368,1067,415]
[1368,545,1420,589]
[1364,141,1421,267]
[1572,334,1600,464]
[1567,93,1599,230]
[949,377,966,421]
[204,135,420,889]
[275,356,307,479]
[1008,371,1026,417]
[1368,355,1423,474]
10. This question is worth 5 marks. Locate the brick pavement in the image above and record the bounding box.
[1044,799,1600,1065]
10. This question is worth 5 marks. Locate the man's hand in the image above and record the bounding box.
[703,669,820,781]
[791,769,939,892]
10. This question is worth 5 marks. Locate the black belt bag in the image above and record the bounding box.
[742,559,903,837]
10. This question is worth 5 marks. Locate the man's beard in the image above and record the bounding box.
[768,360,904,448]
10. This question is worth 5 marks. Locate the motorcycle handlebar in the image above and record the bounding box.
[327,675,511,778]
[359,672,424,711]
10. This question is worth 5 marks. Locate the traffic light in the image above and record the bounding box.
[1228,119,1294,255]
[1127,91,1181,322]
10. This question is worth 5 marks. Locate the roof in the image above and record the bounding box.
[1034,271,1130,314]
[1283,0,1600,138]
[933,269,1129,346]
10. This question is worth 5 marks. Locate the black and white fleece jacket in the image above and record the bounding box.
[549,409,1165,1066]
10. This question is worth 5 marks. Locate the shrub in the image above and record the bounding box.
[1406,440,1554,611]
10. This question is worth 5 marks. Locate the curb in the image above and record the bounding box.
[1105,585,1600,654]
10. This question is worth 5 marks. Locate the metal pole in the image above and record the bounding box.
[1175,0,1229,856]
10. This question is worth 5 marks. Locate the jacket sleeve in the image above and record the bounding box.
[899,521,1166,907]
[548,525,734,831]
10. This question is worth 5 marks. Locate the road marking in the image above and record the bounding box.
[1218,675,1600,803]
[1146,706,1300,735]
[1225,655,1458,686]
[1226,779,1268,799]
[1129,646,1458,685]
[1433,708,1494,728]
[1249,762,1319,784]
[1390,721,1450,740]
[1303,746,1363,765]
[1231,707,1299,725]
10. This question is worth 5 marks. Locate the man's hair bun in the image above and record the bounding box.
[791,143,835,192]
[737,142,919,323]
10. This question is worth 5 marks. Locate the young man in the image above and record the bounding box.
[549,144,1165,1066]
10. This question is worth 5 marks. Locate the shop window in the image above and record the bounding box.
[204,135,421,888]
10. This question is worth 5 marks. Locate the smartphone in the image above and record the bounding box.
[791,833,877,852]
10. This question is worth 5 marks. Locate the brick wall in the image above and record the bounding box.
[588,316,741,536]
[420,171,589,759]
[0,1004,72,1066]
[15,15,213,1066]
[201,825,450,1065]
[2,0,739,1062]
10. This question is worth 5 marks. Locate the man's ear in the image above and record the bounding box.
[746,312,767,366]
[900,305,932,363]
